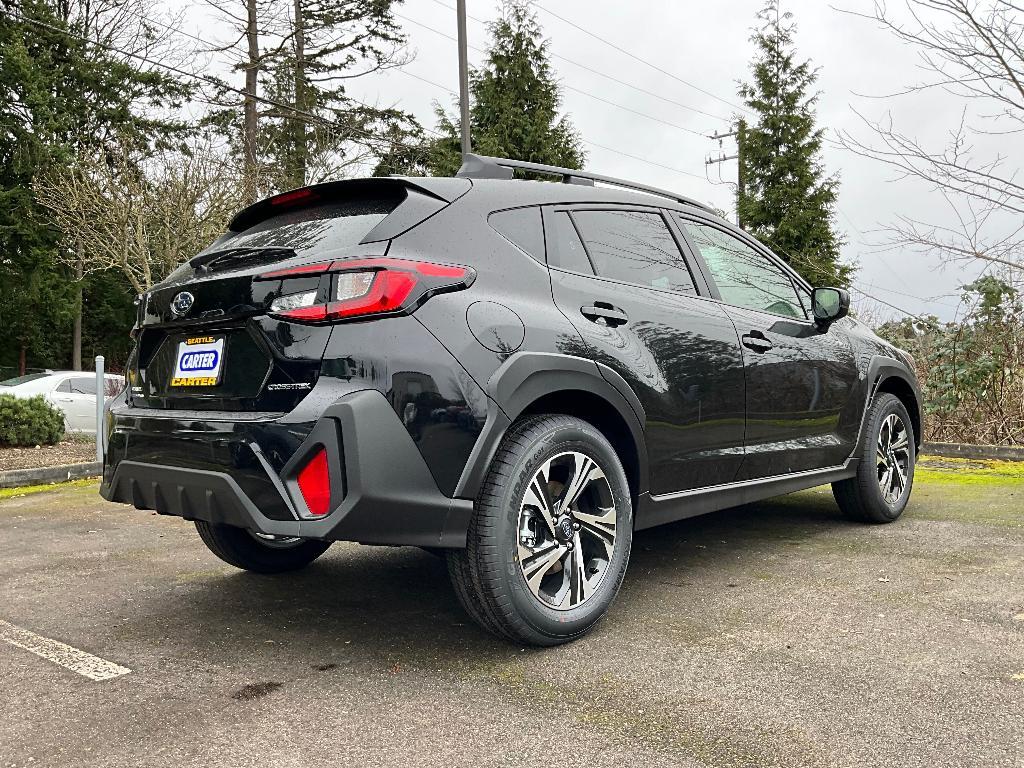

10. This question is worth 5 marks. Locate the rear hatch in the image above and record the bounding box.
[128,177,469,412]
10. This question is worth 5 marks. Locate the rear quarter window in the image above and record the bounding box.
[488,207,544,262]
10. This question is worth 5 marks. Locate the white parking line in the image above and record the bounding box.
[0,619,131,681]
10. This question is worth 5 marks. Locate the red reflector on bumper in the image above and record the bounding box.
[297,448,331,516]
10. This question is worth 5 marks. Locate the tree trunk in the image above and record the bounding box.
[243,0,260,204]
[72,239,84,371]
[292,0,306,189]
[18,344,26,376]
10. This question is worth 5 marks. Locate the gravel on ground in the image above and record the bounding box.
[0,439,96,472]
[0,456,1021,767]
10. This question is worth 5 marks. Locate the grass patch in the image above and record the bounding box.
[0,478,99,500]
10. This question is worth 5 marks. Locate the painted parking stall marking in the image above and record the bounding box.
[0,619,131,681]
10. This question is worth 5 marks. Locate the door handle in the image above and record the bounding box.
[581,302,628,327]
[741,330,773,353]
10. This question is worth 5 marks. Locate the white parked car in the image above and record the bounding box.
[0,371,125,434]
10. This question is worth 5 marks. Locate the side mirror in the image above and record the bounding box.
[811,287,850,327]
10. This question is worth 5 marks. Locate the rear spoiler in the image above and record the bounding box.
[227,177,471,244]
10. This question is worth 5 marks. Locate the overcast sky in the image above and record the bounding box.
[178,0,1018,322]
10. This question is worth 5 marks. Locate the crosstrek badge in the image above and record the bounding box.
[170,336,225,387]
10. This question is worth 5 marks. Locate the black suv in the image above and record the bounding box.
[101,154,921,646]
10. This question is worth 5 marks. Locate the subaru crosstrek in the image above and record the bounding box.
[101,154,922,646]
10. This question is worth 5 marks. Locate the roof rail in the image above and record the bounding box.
[455,153,713,212]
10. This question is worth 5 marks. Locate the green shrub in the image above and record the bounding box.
[0,395,66,447]
[875,276,1024,445]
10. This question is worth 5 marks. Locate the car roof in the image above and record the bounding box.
[25,371,119,380]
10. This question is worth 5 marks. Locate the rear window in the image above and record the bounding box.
[222,199,397,254]
[0,373,50,386]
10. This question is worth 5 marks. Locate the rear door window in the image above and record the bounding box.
[545,211,595,275]
[571,210,697,294]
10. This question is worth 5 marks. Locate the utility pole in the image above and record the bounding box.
[705,119,746,229]
[456,0,472,155]
[736,118,746,228]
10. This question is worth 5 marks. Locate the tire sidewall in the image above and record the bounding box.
[488,420,632,640]
[863,395,916,520]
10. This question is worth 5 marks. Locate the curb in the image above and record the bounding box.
[922,442,1024,462]
[0,462,102,490]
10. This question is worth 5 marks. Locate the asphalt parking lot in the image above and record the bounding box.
[1,459,1022,768]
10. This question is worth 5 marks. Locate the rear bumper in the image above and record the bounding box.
[100,384,472,547]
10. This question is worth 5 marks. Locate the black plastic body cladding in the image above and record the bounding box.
[101,173,921,550]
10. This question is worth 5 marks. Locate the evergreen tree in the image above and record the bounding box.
[429,0,585,176]
[738,1,851,288]
[0,0,191,371]
[206,0,420,194]
[264,0,421,189]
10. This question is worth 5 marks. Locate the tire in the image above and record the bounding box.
[832,392,916,523]
[447,414,633,646]
[195,520,331,573]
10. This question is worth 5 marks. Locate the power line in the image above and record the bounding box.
[424,0,731,122]
[533,3,752,117]
[865,281,959,309]
[1,6,441,156]
[848,286,936,323]
[397,13,715,139]
[9,6,715,187]
[102,3,449,142]
[388,67,711,184]
[561,85,707,138]
[582,140,708,181]
[391,69,709,182]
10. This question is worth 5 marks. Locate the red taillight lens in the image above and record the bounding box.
[258,261,331,280]
[325,270,416,319]
[265,258,474,324]
[297,447,331,517]
[269,188,319,207]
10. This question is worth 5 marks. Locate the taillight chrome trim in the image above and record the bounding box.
[256,261,332,280]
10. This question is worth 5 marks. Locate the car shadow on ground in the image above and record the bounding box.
[123,490,852,665]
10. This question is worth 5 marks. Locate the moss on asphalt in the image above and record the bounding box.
[1,456,1020,530]
[0,478,98,500]
[916,457,1024,485]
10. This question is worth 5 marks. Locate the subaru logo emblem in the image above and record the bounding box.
[170,291,194,317]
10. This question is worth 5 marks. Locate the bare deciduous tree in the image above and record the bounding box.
[34,143,244,294]
[837,1,1024,276]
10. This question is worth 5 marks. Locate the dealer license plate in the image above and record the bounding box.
[170,336,225,387]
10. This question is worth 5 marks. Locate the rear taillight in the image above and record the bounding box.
[263,257,475,323]
[297,447,331,517]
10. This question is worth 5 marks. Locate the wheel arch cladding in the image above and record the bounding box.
[479,352,648,503]
[875,374,922,448]
[517,389,643,505]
